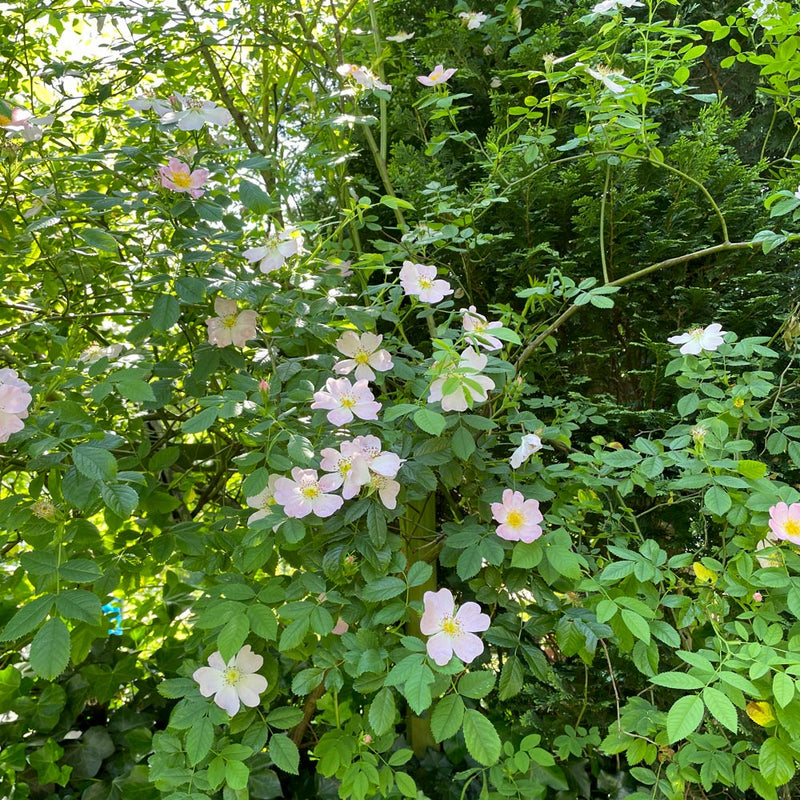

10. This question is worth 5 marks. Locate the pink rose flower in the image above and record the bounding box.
[491,489,544,543]
[319,441,371,499]
[334,331,393,382]
[668,323,727,355]
[243,227,304,275]
[768,501,800,545]
[0,368,32,443]
[462,306,503,351]
[336,63,392,92]
[206,298,258,348]
[399,261,454,304]
[368,472,401,509]
[311,378,381,426]
[420,588,490,666]
[417,65,458,87]
[159,157,210,199]
[159,93,233,130]
[192,644,268,716]
[273,467,344,518]
[246,474,280,525]
[428,346,494,412]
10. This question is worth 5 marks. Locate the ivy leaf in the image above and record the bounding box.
[462,709,501,766]
[30,618,70,680]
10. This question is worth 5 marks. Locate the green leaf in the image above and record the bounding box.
[182,406,219,434]
[150,293,180,331]
[73,445,117,481]
[29,618,70,680]
[368,687,395,737]
[59,559,102,583]
[772,672,795,709]
[266,707,304,729]
[621,609,650,644]
[652,672,705,690]
[457,671,496,699]
[278,617,309,651]
[247,604,278,641]
[737,460,767,479]
[451,426,476,461]
[239,180,275,214]
[704,486,731,516]
[498,654,524,700]
[225,760,250,791]
[55,590,102,624]
[1,594,55,641]
[269,733,299,775]
[462,709,501,766]
[403,663,434,715]
[666,695,704,743]
[406,561,433,588]
[759,737,796,786]
[361,577,406,602]
[395,772,417,798]
[217,613,250,662]
[186,717,214,766]
[79,228,118,252]
[117,379,156,403]
[100,483,139,518]
[430,694,465,743]
[702,685,738,733]
[414,408,447,436]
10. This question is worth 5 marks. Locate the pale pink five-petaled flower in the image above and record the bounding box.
[352,435,404,508]
[0,368,32,444]
[246,474,281,525]
[311,377,381,426]
[491,489,544,543]
[399,261,454,304]
[319,441,372,499]
[192,644,268,716]
[462,305,503,351]
[244,227,304,275]
[334,331,393,382]
[273,467,344,519]
[417,65,458,87]
[459,11,488,29]
[428,346,495,412]
[768,502,800,545]
[336,63,392,92]
[159,157,209,199]
[206,298,258,348]
[668,323,726,356]
[420,588,490,666]
[159,92,233,130]
[509,433,542,469]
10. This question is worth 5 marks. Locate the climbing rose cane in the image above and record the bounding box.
[420,588,490,666]
[192,645,268,716]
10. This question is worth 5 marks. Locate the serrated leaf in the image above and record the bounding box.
[158,678,197,699]
[368,687,396,736]
[29,618,70,680]
[1,594,55,641]
[73,445,117,481]
[182,406,219,434]
[150,293,180,331]
[55,590,102,624]
[186,717,214,766]
[666,694,704,742]
[652,672,705,690]
[457,671,496,699]
[268,733,299,775]
[406,560,433,588]
[451,427,476,460]
[79,228,118,252]
[498,654,524,700]
[704,486,731,516]
[239,180,274,214]
[403,663,434,715]
[621,609,650,644]
[759,737,795,786]
[414,408,446,436]
[266,707,304,728]
[702,685,738,733]
[361,577,406,603]
[430,694,464,742]
[462,709,501,766]
[100,483,138,518]
[59,559,102,583]
[772,672,795,709]
[217,613,250,662]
